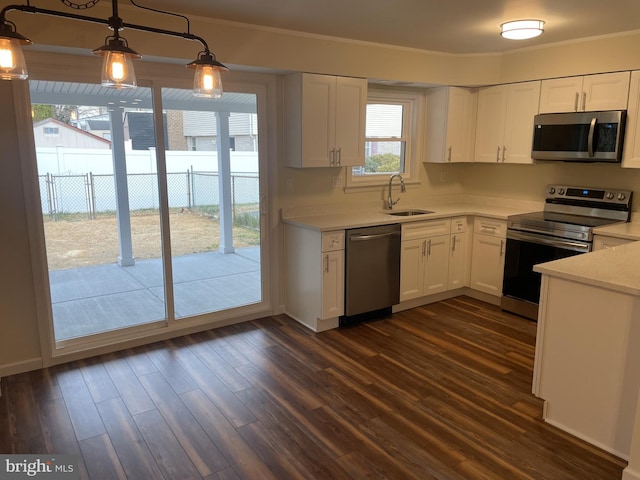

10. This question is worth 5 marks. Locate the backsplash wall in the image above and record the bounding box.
[457,162,640,212]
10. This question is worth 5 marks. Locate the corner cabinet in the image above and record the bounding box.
[425,87,478,163]
[469,217,506,296]
[474,81,541,164]
[284,73,367,168]
[285,225,344,332]
[539,72,630,113]
[448,216,471,289]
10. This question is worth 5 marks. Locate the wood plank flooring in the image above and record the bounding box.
[0,296,627,479]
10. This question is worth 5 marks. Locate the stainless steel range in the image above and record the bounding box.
[501,185,633,320]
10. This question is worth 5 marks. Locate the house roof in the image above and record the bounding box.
[33,118,111,145]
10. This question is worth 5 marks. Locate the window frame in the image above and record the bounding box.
[346,88,423,189]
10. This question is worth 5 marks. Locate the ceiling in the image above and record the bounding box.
[140,0,640,54]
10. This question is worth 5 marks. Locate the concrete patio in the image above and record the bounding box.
[49,247,261,340]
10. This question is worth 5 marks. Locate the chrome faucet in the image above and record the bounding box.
[386,173,406,210]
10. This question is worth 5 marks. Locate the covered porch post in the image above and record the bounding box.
[216,111,234,254]
[109,107,135,266]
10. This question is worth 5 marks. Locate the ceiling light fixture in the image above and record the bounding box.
[0,0,228,97]
[500,19,545,40]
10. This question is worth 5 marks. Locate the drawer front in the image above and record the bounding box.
[474,217,506,237]
[322,230,345,251]
[402,219,451,240]
[451,216,468,233]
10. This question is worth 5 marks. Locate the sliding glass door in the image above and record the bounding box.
[160,88,262,319]
[29,80,264,345]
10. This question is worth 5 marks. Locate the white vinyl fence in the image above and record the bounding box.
[36,148,259,219]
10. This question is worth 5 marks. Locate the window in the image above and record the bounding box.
[347,89,421,187]
[43,127,59,135]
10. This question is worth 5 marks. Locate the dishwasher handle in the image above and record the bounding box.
[349,231,401,241]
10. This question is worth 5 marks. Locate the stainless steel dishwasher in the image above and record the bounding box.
[341,223,401,325]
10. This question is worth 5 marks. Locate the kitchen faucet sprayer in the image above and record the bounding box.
[386,173,406,210]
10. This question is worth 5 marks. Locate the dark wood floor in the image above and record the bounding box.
[0,296,627,479]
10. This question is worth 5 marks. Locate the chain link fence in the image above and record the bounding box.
[39,170,260,228]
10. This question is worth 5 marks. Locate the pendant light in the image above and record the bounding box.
[0,0,228,97]
[187,50,228,99]
[0,21,31,80]
[92,34,141,89]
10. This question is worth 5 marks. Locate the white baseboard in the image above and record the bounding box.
[543,416,629,461]
[623,467,640,480]
[0,357,43,378]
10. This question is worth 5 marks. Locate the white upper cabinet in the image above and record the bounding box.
[539,72,630,113]
[474,81,541,164]
[284,73,367,168]
[425,86,478,163]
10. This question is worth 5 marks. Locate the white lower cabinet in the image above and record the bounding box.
[448,216,470,289]
[400,219,451,301]
[469,217,506,296]
[285,225,344,331]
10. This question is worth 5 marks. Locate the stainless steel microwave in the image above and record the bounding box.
[531,110,626,162]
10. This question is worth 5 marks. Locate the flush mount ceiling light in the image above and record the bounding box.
[500,19,545,40]
[0,0,228,98]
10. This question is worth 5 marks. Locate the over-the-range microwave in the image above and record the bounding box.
[531,110,626,163]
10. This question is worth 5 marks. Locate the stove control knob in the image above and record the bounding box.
[558,188,565,195]
[548,187,556,194]
[606,192,615,200]
[618,193,626,201]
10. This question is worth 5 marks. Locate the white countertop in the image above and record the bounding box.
[534,240,640,296]
[282,202,531,231]
[594,221,640,241]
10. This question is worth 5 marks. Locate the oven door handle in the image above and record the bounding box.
[507,230,591,253]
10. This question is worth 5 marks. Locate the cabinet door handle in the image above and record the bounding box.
[324,254,329,273]
[581,91,587,112]
[481,225,497,233]
[427,239,432,256]
[574,92,579,112]
[502,145,506,162]
[448,146,452,162]
[499,239,505,256]
[452,235,456,253]
[496,146,501,162]
[422,240,426,257]
[336,147,342,166]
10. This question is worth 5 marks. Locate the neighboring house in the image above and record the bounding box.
[124,111,169,151]
[32,118,111,149]
[83,118,111,140]
[182,111,258,152]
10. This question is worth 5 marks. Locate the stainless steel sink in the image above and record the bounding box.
[385,209,434,216]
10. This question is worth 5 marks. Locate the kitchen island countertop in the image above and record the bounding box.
[534,239,640,296]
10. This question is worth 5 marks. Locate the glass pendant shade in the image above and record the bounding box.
[92,36,140,89]
[0,24,31,80]
[187,51,228,98]
[193,64,223,98]
[100,50,137,88]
